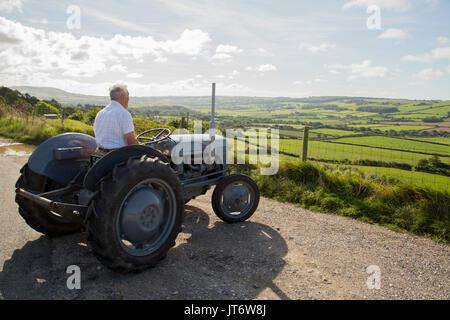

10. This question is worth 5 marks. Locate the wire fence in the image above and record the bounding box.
[242,126,450,191]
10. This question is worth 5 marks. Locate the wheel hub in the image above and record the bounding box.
[120,187,165,243]
[223,184,249,212]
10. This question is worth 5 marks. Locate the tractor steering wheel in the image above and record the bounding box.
[136,128,172,145]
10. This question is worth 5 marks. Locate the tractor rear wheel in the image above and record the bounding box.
[87,155,184,272]
[212,174,260,223]
[15,164,83,236]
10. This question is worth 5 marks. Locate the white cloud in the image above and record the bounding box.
[211,44,242,62]
[294,78,322,85]
[227,70,240,80]
[403,47,450,63]
[437,36,449,45]
[254,48,274,56]
[299,42,335,53]
[127,73,144,79]
[246,64,277,72]
[412,68,444,81]
[0,0,23,12]
[154,56,168,63]
[326,60,389,80]
[28,18,48,25]
[216,44,243,54]
[211,53,233,60]
[110,64,128,73]
[447,65,450,74]
[343,0,411,11]
[160,29,211,55]
[0,17,211,80]
[408,81,425,86]
[378,28,410,39]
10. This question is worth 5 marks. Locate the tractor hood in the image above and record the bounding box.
[169,134,227,164]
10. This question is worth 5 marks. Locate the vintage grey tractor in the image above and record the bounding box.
[14,86,260,272]
[15,130,260,272]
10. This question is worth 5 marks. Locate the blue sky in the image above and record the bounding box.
[0,0,449,99]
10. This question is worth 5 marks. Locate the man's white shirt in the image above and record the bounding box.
[94,100,135,149]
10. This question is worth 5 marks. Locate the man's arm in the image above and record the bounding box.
[124,131,139,145]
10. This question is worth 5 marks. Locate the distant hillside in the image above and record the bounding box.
[11,86,109,106]
[11,86,448,110]
[12,86,298,108]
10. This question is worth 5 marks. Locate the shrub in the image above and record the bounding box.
[35,101,60,116]
[236,160,450,242]
[68,111,85,121]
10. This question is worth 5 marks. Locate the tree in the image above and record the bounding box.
[13,99,33,115]
[35,101,60,116]
[86,107,101,124]
[60,105,79,118]
[44,99,62,110]
[0,101,5,119]
[68,111,85,121]
[5,91,19,105]
[429,155,443,169]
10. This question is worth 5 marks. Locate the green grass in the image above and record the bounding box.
[0,115,173,145]
[246,137,449,166]
[306,140,449,166]
[311,128,360,137]
[233,161,449,242]
[315,163,450,191]
[414,137,450,144]
[332,136,450,156]
[348,124,434,131]
[0,116,94,144]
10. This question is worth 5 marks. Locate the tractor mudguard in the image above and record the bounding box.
[83,145,169,191]
[28,133,97,185]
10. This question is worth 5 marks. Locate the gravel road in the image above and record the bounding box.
[0,143,448,300]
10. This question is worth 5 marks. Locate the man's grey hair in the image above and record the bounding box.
[109,83,128,101]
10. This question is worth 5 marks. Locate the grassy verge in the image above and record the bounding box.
[231,160,449,242]
[0,117,94,144]
[0,116,175,145]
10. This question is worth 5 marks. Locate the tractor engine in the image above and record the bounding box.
[152,133,227,201]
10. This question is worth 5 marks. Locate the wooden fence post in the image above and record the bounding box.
[302,126,309,161]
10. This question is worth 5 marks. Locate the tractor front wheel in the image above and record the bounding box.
[212,174,260,223]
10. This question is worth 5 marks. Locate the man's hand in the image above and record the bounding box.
[124,131,140,145]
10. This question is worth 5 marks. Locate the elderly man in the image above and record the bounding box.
[94,84,139,154]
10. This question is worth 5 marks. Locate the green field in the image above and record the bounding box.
[348,124,435,131]
[331,136,450,156]
[413,137,450,144]
[201,96,450,190]
[273,139,446,165]
[311,128,360,137]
